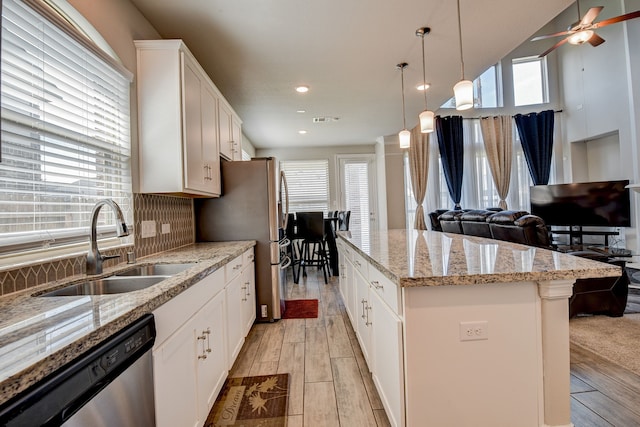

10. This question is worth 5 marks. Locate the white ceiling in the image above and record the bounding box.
[129,0,574,149]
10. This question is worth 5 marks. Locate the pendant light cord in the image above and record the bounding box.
[457,0,465,80]
[400,64,407,129]
[421,33,428,108]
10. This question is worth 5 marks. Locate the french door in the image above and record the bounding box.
[337,155,378,242]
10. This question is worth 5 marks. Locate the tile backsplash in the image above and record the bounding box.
[133,193,195,258]
[0,194,195,296]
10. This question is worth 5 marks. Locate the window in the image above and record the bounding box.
[405,119,549,225]
[441,64,502,109]
[280,160,329,213]
[512,56,549,106]
[0,0,132,255]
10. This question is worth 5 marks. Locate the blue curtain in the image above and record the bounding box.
[436,116,464,209]
[514,110,555,185]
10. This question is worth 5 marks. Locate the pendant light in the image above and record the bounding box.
[397,62,410,148]
[454,0,473,110]
[416,27,434,133]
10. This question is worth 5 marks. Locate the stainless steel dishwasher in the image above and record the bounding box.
[0,314,156,427]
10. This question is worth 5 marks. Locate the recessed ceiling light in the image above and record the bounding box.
[297,109,306,113]
[295,85,309,93]
[417,83,431,91]
[298,130,307,134]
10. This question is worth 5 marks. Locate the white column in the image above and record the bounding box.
[538,279,575,427]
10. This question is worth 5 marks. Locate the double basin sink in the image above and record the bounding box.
[40,263,197,297]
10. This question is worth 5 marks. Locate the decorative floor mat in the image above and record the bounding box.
[205,374,289,427]
[282,299,318,319]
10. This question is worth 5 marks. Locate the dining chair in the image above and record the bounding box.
[295,211,329,284]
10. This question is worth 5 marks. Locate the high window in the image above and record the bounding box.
[0,0,133,255]
[512,56,549,106]
[441,64,502,109]
[280,160,329,213]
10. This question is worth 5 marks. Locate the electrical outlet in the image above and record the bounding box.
[141,220,156,238]
[459,321,489,341]
[261,305,268,318]
[161,223,170,234]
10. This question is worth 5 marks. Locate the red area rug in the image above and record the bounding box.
[282,299,318,319]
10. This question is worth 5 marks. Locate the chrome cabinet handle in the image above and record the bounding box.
[245,281,251,296]
[197,334,208,360]
[366,305,372,326]
[371,280,383,290]
[204,328,212,353]
[361,299,367,319]
[233,263,241,270]
[241,285,248,301]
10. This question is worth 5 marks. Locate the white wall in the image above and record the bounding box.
[555,0,640,254]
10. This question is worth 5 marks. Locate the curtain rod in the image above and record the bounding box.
[438,109,563,120]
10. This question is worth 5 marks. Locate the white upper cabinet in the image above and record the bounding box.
[135,40,239,196]
[219,100,243,161]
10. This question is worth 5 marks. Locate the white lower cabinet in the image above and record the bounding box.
[354,266,373,367]
[153,316,200,427]
[369,291,404,427]
[340,239,405,427]
[240,255,256,335]
[152,248,256,427]
[195,290,227,423]
[225,249,255,368]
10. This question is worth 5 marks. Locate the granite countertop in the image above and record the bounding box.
[338,229,621,287]
[0,241,254,406]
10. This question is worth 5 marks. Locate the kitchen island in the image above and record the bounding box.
[0,241,254,409]
[337,229,620,427]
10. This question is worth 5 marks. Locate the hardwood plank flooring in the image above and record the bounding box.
[229,269,390,426]
[228,269,640,426]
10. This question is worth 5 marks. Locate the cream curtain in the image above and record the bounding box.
[409,125,430,229]
[480,116,512,210]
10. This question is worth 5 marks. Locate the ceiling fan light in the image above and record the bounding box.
[419,110,435,133]
[454,79,474,110]
[568,30,594,45]
[399,129,411,148]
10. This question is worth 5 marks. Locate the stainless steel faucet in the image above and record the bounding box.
[86,199,130,275]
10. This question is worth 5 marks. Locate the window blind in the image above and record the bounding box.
[0,0,132,254]
[280,160,329,213]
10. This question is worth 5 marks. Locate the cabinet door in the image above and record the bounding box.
[225,273,244,366]
[370,292,404,427]
[354,268,372,368]
[218,101,233,160]
[182,57,205,192]
[343,256,355,325]
[195,290,228,423]
[153,322,199,427]
[241,261,256,335]
[231,116,242,160]
[201,84,221,195]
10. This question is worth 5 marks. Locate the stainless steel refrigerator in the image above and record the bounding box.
[194,158,289,322]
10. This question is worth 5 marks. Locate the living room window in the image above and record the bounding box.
[280,159,330,213]
[0,0,133,255]
[512,56,549,106]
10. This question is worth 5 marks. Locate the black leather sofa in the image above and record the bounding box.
[431,209,629,317]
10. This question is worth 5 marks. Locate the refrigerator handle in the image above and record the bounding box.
[280,171,289,230]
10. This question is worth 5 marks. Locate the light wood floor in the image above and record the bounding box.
[229,270,640,427]
[229,269,391,427]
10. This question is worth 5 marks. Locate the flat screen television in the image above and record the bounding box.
[530,180,631,227]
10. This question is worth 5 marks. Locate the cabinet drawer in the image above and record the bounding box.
[369,266,401,316]
[243,248,255,266]
[225,254,244,282]
[340,241,353,262]
[352,251,368,281]
[153,267,225,347]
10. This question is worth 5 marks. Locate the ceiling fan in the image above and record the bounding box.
[532,4,640,57]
